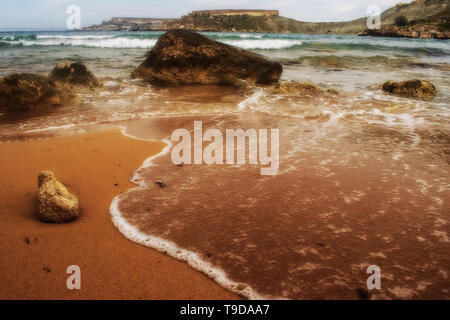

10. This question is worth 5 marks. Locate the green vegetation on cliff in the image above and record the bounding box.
[359,0,449,39]
[160,0,448,35]
[165,13,366,34]
[84,0,449,37]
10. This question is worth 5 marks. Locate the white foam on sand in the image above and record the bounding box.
[109,126,267,300]
[237,88,267,111]
[23,123,78,133]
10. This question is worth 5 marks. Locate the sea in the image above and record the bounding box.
[0,31,449,299]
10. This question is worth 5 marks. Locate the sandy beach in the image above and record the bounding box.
[1,7,449,300]
[0,129,239,299]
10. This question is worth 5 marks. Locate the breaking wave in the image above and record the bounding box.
[0,31,448,56]
[0,33,302,50]
[223,39,303,49]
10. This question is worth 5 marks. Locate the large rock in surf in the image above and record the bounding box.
[49,61,101,88]
[132,29,282,86]
[0,73,72,113]
[37,171,80,223]
[382,79,436,99]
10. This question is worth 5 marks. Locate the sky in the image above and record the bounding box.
[0,0,413,30]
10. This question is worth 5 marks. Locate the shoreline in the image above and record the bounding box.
[0,127,239,300]
[111,126,264,300]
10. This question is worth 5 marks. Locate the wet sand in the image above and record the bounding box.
[0,129,239,300]
[116,115,450,300]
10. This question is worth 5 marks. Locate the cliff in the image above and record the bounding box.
[160,14,365,34]
[359,1,449,39]
[187,10,279,17]
[85,17,176,31]
[162,0,449,35]
[84,0,449,37]
[368,0,448,26]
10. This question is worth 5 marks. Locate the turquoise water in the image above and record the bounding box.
[0,31,449,77]
[0,30,449,138]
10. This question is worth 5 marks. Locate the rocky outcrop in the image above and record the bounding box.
[85,14,366,34]
[37,171,80,223]
[49,61,101,88]
[159,14,366,34]
[273,81,338,96]
[188,10,279,17]
[359,1,449,40]
[0,73,73,113]
[131,29,282,86]
[382,80,436,99]
[85,1,448,36]
[359,26,449,40]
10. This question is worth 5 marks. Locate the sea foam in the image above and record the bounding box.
[109,129,266,300]
[3,33,303,50]
[223,39,303,50]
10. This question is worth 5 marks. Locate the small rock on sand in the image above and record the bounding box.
[37,171,80,223]
[273,81,338,96]
[382,79,436,99]
[49,61,101,89]
[155,181,166,188]
[0,73,74,113]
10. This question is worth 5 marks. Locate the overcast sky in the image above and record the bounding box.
[1,0,412,29]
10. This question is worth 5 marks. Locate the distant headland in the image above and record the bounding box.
[84,1,449,39]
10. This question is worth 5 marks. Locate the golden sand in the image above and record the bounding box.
[0,129,239,300]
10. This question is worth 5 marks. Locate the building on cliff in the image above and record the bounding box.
[187,9,279,17]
